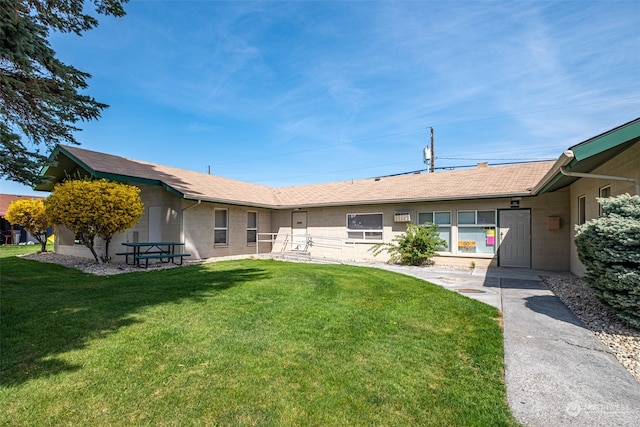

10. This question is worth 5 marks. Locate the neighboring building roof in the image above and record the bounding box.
[0,194,45,217]
[535,117,640,194]
[36,145,555,209]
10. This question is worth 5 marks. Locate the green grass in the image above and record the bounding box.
[0,247,519,426]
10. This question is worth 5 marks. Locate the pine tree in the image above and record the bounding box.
[0,0,127,185]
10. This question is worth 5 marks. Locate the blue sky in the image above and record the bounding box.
[3,0,639,196]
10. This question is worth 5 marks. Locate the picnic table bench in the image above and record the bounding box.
[120,242,191,268]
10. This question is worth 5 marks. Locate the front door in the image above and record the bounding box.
[291,212,308,251]
[498,209,531,268]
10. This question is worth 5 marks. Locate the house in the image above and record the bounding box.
[0,194,48,244]
[35,117,640,275]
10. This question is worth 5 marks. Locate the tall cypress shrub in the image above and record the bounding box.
[574,194,640,328]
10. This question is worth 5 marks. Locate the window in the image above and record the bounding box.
[456,210,496,254]
[599,186,611,216]
[418,211,451,251]
[347,213,383,240]
[214,209,228,245]
[247,211,257,244]
[578,195,586,225]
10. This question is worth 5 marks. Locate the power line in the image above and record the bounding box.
[437,156,543,161]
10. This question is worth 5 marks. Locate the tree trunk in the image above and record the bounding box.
[102,237,111,263]
[82,236,102,264]
[39,234,47,252]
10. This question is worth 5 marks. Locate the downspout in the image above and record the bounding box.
[560,150,640,195]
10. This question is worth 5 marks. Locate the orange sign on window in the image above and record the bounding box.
[458,241,476,253]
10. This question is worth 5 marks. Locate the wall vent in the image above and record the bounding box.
[394,212,411,223]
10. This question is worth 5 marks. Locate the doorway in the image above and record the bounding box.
[149,206,162,242]
[291,211,308,251]
[498,209,531,268]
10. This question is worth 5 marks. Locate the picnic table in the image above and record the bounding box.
[118,242,191,268]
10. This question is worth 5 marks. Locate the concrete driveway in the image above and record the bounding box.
[360,263,640,427]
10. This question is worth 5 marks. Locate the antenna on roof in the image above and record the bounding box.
[423,127,435,173]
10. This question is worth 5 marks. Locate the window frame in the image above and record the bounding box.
[417,210,452,252]
[214,208,228,245]
[247,211,258,244]
[456,210,497,255]
[599,185,611,216]
[346,213,383,241]
[578,195,586,225]
[457,210,496,227]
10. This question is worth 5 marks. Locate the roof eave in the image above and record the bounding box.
[534,117,640,194]
[183,195,280,210]
[532,150,576,194]
[282,191,534,210]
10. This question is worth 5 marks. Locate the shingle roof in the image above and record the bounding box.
[275,161,555,207]
[47,145,554,208]
[0,194,46,217]
[60,145,280,207]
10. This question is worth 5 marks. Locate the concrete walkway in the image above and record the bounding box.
[355,263,640,427]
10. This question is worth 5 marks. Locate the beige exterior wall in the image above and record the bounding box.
[568,142,640,276]
[182,200,272,260]
[55,184,183,261]
[50,172,577,272]
[271,194,571,271]
[521,189,571,271]
[53,224,98,258]
[110,185,182,261]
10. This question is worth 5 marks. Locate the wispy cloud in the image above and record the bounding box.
[38,0,640,188]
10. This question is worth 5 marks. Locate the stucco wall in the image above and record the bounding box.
[568,141,640,276]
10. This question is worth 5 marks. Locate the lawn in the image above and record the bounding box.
[0,246,519,426]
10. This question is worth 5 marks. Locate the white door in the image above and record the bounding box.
[149,206,162,242]
[498,209,531,268]
[291,212,308,251]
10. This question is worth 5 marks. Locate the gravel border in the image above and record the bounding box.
[20,252,183,275]
[542,275,640,383]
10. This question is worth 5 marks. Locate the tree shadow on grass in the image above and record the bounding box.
[0,257,269,387]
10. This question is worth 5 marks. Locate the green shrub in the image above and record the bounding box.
[370,223,446,266]
[575,194,640,328]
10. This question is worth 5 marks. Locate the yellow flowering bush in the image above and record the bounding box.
[5,198,50,252]
[46,179,144,263]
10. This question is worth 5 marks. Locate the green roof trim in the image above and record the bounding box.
[36,146,185,199]
[571,119,640,161]
[535,117,640,194]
